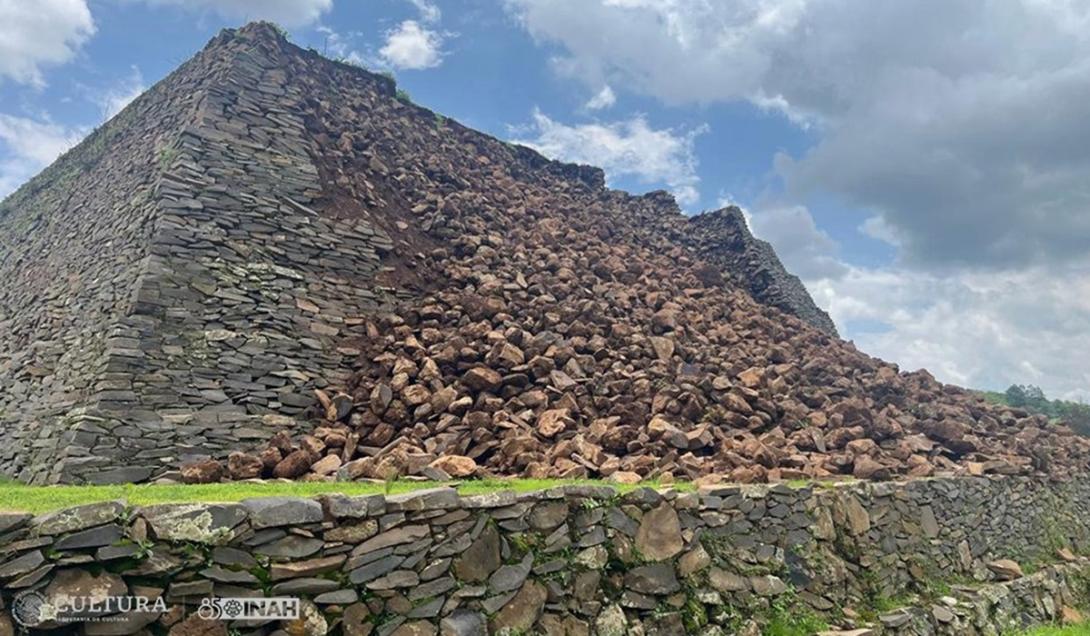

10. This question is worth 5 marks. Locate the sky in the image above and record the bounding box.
[2,0,1089,401]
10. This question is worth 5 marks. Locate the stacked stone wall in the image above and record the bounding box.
[0,27,399,484]
[52,27,399,485]
[1,476,1088,634]
[686,207,839,337]
[0,37,216,483]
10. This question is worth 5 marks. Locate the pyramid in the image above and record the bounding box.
[1,23,1086,485]
[0,24,402,483]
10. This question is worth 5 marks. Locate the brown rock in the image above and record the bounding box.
[310,454,343,476]
[260,447,283,471]
[269,430,294,454]
[181,459,224,484]
[402,384,431,406]
[649,336,674,361]
[537,408,572,438]
[635,502,684,561]
[489,581,547,635]
[852,455,890,480]
[429,455,477,478]
[609,471,642,484]
[678,545,711,577]
[331,393,354,421]
[274,450,315,479]
[843,495,871,535]
[461,367,503,392]
[342,603,371,636]
[370,383,393,414]
[986,559,1023,581]
[227,452,263,480]
[488,342,526,367]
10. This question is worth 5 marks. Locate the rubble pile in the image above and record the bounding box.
[180,27,1090,485]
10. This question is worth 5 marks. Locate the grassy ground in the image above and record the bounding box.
[1018,624,1090,636]
[0,478,691,514]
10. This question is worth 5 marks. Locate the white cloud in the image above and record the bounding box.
[746,203,847,280]
[736,200,1090,401]
[506,0,1090,270]
[507,0,1090,398]
[0,114,86,197]
[138,0,331,27]
[408,0,441,23]
[512,109,707,206]
[0,0,95,87]
[585,85,616,110]
[859,215,903,248]
[94,66,146,120]
[379,20,445,70]
[808,264,1090,402]
[0,115,83,165]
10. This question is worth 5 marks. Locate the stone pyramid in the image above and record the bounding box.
[2,23,1083,486]
[0,24,406,483]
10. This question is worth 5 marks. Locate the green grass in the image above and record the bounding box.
[763,600,828,636]
[0,478,691,514]
[1015,623,1090,636]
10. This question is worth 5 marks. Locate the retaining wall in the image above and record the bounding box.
[1,476,1088,635]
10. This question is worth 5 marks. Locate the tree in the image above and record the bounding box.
[1005,384,1028,407]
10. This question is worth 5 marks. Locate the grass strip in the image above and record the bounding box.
[0,478,690,514]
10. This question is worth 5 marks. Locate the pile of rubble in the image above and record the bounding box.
[183,36,1090,485]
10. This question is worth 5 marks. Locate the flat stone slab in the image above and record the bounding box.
[242,496,323,528]
[32,501,125,536]
[139,504,247,544]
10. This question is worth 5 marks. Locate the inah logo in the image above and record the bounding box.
[197,597,300,621]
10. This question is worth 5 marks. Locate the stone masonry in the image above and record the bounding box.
[1,476,1089,635]
[687,207,838,337]
[0,26,400,484]
[3,22,1087,489]
[0,23,842,485]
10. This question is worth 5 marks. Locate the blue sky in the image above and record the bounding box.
[3,0,1090,400]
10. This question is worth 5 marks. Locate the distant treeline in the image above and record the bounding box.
[982,384,1090,437]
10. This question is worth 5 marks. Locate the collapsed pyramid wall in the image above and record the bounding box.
[6,23,1080,486]
[0,23,681,484]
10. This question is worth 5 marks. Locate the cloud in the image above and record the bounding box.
[407,0,441,24]
[859,215,904,248]
[0,0,95,87]
[379,20,445,70]
[808,264,1090,402]
[733,200,1090,401]
[92,67,146,120]
[138,0,332,27]
[313,26,369,67]
[512,109,707,206]
[0,114,86,197]
[745,203,848,280]
[505,0,1090,271]
[585,85,616,110]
